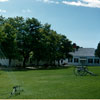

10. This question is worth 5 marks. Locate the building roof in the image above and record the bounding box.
[70,48,95,57]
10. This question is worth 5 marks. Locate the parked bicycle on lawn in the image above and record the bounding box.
[74,66,97,76]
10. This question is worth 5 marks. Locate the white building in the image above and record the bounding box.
[68,48,100,66]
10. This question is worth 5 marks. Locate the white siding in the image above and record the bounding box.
[0,59,23,66]
[0,58,9,66]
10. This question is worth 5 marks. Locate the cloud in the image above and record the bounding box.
[36,0,100,8]
[0,9,6,13]
[62,0,100,8]
[22,9,32,13]
[36,0,59,4]
[0,0,8,2]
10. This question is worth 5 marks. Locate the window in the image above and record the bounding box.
[74,58,79,63]
[68,58,72,62]
[88,59,93,64]
[94,59,99,64]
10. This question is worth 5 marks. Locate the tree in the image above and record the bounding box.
[0,16,74,68]
[95,42,100,57]
[0,16,6,43]
[0,27,6,43]
[0,16,5,26]
[55,34,73,66]
[1,23,18,67]
[17,17,41,67]
[48,30,60,65]
[72,43,80,51]
[37,23,53,65]
[0,26,6,58]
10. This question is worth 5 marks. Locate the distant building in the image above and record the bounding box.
[68,48,100,66]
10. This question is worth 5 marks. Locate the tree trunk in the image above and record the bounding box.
[50,60,52,66]
[37,59,40,66]
[54,60,56,66]
[58,60,60,66]
[9,58,12,67]
[23,57,27,68]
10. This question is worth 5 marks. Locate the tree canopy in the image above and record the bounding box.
[0,16,74,68]
[95,42,100,57]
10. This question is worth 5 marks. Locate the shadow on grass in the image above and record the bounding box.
[0,65,71,72]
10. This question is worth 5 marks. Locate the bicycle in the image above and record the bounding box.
[74,66,97,76]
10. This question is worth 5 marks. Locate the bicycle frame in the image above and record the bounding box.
[74,66,97,76]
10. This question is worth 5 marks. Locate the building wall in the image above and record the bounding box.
[68,56,100,66]
[55,59,68,65]
[0,58,68,67]
[0,56,100,67]
[0,58,9,66]
[0,58,23,67]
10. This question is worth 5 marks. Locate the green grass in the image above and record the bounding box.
[0,66,100,99]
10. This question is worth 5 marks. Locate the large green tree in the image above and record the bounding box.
[17,17,41,67]
[0,16,74,68]
[1,23,18,67]
[55,34,72,66]
[95,42,100,57]
[0,26,6,58]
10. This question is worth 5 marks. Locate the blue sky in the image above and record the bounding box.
[0,0,100,48]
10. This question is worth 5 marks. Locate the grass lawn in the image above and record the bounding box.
[0,66,100,99]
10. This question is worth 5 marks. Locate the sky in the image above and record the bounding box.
[0,0,100,48]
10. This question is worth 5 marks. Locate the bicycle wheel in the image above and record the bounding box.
[83,67,88,76]
[74,67,87,76]
[77,68,86,76]
[74,67,79,76]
